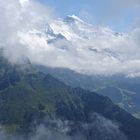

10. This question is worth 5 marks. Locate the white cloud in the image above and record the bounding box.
[0,0,55,63]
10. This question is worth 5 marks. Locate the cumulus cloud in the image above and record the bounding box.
[0,0,140,76]
[0,0,54,63]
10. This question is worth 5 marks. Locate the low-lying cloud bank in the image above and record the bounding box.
[0,114,127,140]
[0,0,140,76]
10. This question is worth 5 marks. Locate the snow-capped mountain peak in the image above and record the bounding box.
[50,15,122,51]
[19,15,124,52]
[17,15,140,76]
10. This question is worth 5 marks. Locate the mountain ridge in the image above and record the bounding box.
[0,54,140,139]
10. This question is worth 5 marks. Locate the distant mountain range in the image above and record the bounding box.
[36,65,140,119]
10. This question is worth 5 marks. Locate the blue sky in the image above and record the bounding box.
[40,0,139,32]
